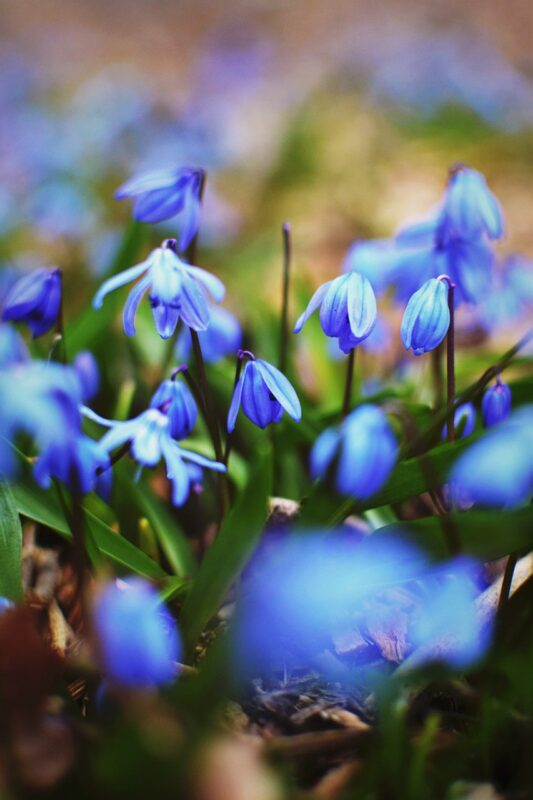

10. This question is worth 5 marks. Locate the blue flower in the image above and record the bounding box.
[84,406,225,506]
[450,406,533,508]
[2,267,61,337]
[0,323,28,368]
[93,241,225,339]
[401,277,450,356]
[34,434,110,496]
[150,377,197,440]
[342,239,400,295]
[73,351,100,402]
[294,272,377,354]
[482,379,512,428]
[442,402,477,440]
[311,404,397,499]
[94,578,180,688]
[116,167,204,251]
[438,165,504,242]
[227,355,301,432]
[0,597,14,614]
[175,305,242,363]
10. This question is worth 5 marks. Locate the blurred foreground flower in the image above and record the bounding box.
[227,353,301,432]
[94,578,180,688]
[150,376,197,440]
[0,323,28,367]
[73,351,100,403]
[2,267,61,337]
[311,404,397,499]
[176,304,242,364]
[34,434,110,497]
[93,239,225,339]
[116,166,204,251]
[482,379,512,427]
[438,165,504,242]
[442,402,477,440]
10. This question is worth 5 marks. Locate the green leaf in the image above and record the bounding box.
[11,479,167,581]
[0,482,23,601]
[180,447,272,656]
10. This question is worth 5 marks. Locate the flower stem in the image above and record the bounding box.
[278,222,291,374]
[430,342,444,410]
[498,553,518,612]
[341,348,356,420]
[50,269,67,364]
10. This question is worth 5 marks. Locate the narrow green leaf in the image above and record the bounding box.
[11,480,167,580]
[0,482,23,601]
[180,447,272,655]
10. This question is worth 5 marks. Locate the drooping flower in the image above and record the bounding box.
[310,404,397,499]
[227,354,301,432]
[93,240,225,339]
[401,277,450,356]
[442,402,477,440]
[481,379,512,428]
[94,578,181,688]
[450,406,533,508]
[294,272,377,353]
[150,376,197,440]
[34,433,110,496]
[2,267,61,337]
[175,304,242,364]
[84,406,225,506]
[116,166,204,251]
[438,165,504,242]
[73,351,100,402]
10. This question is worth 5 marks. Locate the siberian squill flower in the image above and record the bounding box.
[401,277,450,356]
[150,376,197,440]
[93,240,225,339]
[175,304,242,364]
[438,165,504,242]
[94,578,180,688]
[2,267,61,337]
[294,272,377,353]
[481,378,512,428]
[73,351,100,402]
[84,406,225,506]
[450,406,533,507]
[442,402,477,440]
[116,166,204,251]
[34,434,110,496]
[227,353,301,432]
[311,404,397,499]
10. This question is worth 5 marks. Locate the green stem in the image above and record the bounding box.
[341,348,356,420]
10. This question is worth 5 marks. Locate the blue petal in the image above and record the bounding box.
[123,275,151,336]
[178,447,226,473]
[179,273,210,331]
[227,368,246,433]
[151,301,181,339]
[178,184,200,251]
[255,360,301,422]
[310,427,340,479]
[161,438,191,506]
[293,281,331,333]
[93,261,149,309]
[241,361,279,428]
[133,189,184,224]
[116,169,185,198]
[186,266,226,303]
[319,276,350,337]
[346,273,377,339]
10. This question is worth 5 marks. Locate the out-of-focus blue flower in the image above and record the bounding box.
[34,434,110,496]
[84,406,225,506]
[477,254,533,333]
[94,578,180,688]
[150,377,197,440]
[0,597,14,614]
[116,167,204,251]
[482,379,512,428]
[410,557,489,668]
[401,277,450,356]
[2,267,61,337]
[438,166,504,242]
[294,272,377,354]
[73,351,100,403]
[442,402,477,440]
[311,404,397,499]
[342,239,401,295]
[450,406,533,508]
[0,361,82,478]
[175,305,242,363]
[227,355,301,432]
[0,323,28,367]
[328,317,392,360]
[93,241,225,339]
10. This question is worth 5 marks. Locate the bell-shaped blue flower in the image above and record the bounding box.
[227,355,301,432]
[450,406,533,508]
[94,578,181,688]
[116,166,204,251]
[93,241,225,339]
[73,350,100,402]
[34,433,110,496]
[438,165,504,241]
[401,277,450,356]
[150,377,197,440]
[481,379,512,428]
[294,272,377,354]
[175,305,242,364]
[442,402,477,440]
[84,406,225,507]
[311,404,397,499]
[2,267,61,337]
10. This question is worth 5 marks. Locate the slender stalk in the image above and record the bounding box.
[430,342,444,410]
[50,269,67,364]
[278,222,291,374]
[445,281,456,442]
[341,348,356,420]
[96,442,131,475]
[498,553,518,612]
